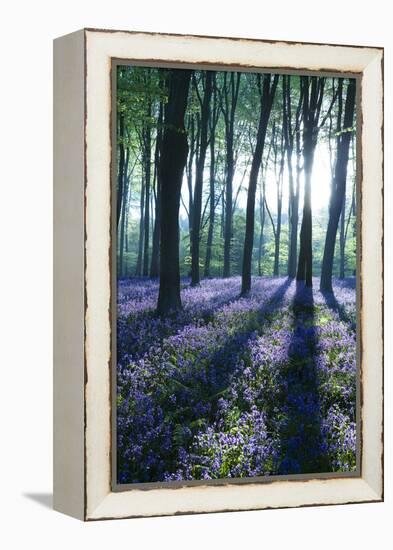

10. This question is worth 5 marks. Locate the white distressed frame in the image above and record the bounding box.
[53,28,383,521]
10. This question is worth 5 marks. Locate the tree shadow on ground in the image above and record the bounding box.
[118,277,291,365]
[117,281,247,364]
[184,277,294,420]
[117,277,294,483]
[320,288,353,325]
[277,281,330,475]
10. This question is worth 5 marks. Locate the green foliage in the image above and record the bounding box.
[116,66,357,280]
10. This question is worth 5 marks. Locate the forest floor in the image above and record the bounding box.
[116,276,357,484]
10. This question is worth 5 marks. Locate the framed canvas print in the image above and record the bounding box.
[53,29,383,520]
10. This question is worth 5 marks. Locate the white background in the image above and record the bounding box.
[0,1,391,548]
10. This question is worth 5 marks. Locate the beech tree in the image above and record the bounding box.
[142,98,152,276]
[241,73,278,295]
[320,79,356,291]
[150,98,164,277]
[204,72,219,278]
[221,73,241,278]
[297,76,325,287]
[191,72,213,286]
[156,69,192,315]
[283,75,303,278]
[116,67,357,297]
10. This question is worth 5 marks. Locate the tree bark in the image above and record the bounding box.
[118,148,130,278]
[283,76,303,278]
[296,76,326,287]
[204,74,218,278]
[222,73,241,278]
[339,194,346,278]
[241,74,278,295]
[157,69,192,315]
[204,129,216,278]
[135,175,145,276]
[257,174,266,276]
[191,72,213,286]
[320,79,356,291]
[150,98,164,277]
[142,100,152,276]
[124,182,130,254]
[186,113,197,265]
[273,125,284,276]
[117,112,126,227]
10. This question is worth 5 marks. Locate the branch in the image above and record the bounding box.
[318,84,339,130]
[180,193,190,218]
[264,197,276,239]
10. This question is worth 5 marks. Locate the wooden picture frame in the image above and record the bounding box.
[53,28,383,521]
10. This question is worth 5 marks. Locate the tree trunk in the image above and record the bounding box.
[118,149,130,278]
[241,74,278,295]
[157,69,192,315]
[124,184,130,254]
[117,112,125,227]
[284,75,302,278]
[296,76,326,287]
[204,73,218,278]
[339,194,346,278]
[296,144,313,286]
[142,101,152,276]
[150,182,160,277]
[320,79,356,291]
[135,175,145,276]
[273,184,283,276]
[223,152,233,278]
[257,176,266,276]
[222,73,241,278]
[191,72,213,286]
[186,115,195,263]
[150,99,164,277]
[273,125,284,277]
[204,129,215,277]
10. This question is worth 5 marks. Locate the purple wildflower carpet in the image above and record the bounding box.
[117,276,357,483]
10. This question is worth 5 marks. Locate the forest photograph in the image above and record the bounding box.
[115,64,358,484]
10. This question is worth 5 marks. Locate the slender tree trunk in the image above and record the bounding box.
[150,182,160,277]
[241,74,278,295]
[291,161,301,277]
[296,76,326,287]
[186,115,195,262]
[222,73,241,278]
[343,164,356,276]
[204,74,218,278]
[117,112,126,227]
[124,186,130,254]
[123,178,131,276]
[257,175,266,276]
[118,149,130,277]
[284,75,303,278]
[223,152,233,278]
[142,101,152,276]
[119,179,128,278]
[204,133,215,278]
[157,69,192,315]
[150,99,164,277]
[257,135,273,277]
[135,174,145,276]
[273,181,283,276]
[191,72,213,286]
[220,189,225,276]
[339,194,346,278]
[296,141,313,286]
[320,79,356,291]
[273,126,284,276]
